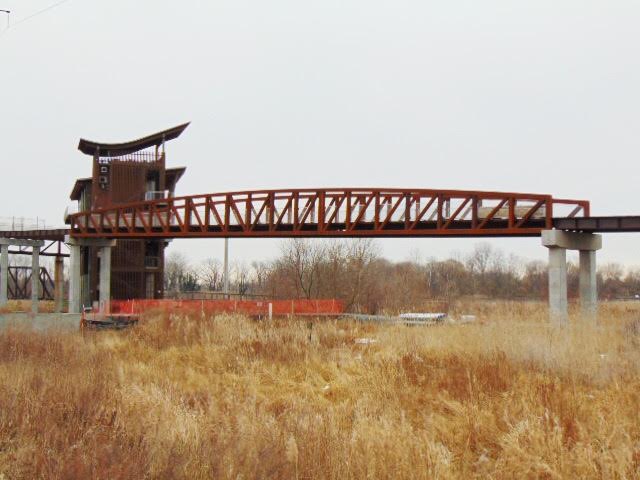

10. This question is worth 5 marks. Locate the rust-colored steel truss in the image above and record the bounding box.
[7,267,54,301]
[68,188,590,239]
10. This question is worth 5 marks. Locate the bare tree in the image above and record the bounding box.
[521,260,546,299]
[279,239,326,299]
[232,261,252,296]
[164,252,200,294]
[466,243,493,276]
[199,258,223,291]
[342,239,379,311]
[599,262,626,299]
[252,261,270,292]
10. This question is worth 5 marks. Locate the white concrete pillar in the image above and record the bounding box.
[0,244,8,307]
[223,237,230,299]
[548,247,568,324]
[579,250,597,320]
[81,246,91,309]
[68,244,81,314]
[31,246,40,314]
[99,245,112,313]
[66,236,116,313]
[542,230,602,325]
[54,256,64,313]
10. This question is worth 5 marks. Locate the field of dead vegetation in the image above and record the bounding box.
[0,300,57,314]
[0,301,639,479]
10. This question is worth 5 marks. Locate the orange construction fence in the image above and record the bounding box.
[110,299,344,317]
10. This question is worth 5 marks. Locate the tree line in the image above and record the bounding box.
[164,240,640,313]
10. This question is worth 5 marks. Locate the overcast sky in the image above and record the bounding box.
[1,0,639,268]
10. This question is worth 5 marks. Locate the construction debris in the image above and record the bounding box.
[81,308,138,330]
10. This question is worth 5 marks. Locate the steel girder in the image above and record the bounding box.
[68,188,590,239]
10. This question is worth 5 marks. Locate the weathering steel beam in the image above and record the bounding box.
[68,188,590,240]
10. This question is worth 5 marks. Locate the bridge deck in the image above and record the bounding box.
[1,218,639,241]
[0,229,68,242]
[553,216,640,233]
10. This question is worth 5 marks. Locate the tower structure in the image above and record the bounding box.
[68,123,189,306]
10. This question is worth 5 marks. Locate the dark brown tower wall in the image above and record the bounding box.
[92,159,165,208]
[112,240,145,300]
[87,158,168,302]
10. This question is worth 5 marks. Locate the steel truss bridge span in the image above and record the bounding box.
[68,188,590,239]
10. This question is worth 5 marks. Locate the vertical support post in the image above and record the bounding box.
[579,250,597,321]
[68,243,81,314]
[223,237,230,299]
[54,256,64,313]
[542,230,602,324]
[31,246,40,314]
[547,247,568,324]
[0,243,8,307]
[99,245,112,314]
[82,246,91,309]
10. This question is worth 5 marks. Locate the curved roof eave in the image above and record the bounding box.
[77,122,190,157]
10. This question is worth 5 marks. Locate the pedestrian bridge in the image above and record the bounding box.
[2,187,640,324]
[67,188,591,239]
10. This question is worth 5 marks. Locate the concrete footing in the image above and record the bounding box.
[542,230,602,323]
[0,312,81,332]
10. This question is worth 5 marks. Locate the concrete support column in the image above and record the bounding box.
[579,250,598,320]
[66,236,116,314]
[0,244,8,307]
[31,246,40,314]
[547,247,568,324]
[99,245,112,313]
[542,230,602,324]
[68,244,82,314]
[81,246,91,309]
[54,256,64,313]
[223,237,230,299]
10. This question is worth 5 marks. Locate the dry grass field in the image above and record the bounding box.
[0,301,639,479]
[0,300,57,314]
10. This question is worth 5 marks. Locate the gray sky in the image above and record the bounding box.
[1,0,639,268]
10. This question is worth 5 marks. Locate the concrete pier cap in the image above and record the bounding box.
[541,230,602,251]
[541,229,602,325]
[0,238,46,248]
[64,235,116,248]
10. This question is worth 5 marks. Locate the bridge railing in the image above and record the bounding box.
[0,216,48,231]
[68,188,590,238]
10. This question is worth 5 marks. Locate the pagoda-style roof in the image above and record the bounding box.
[70,177,92,200]
[77,122,190,157]
[166,167,187,189]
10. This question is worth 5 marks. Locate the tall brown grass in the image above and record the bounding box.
[0,300,57,314]
[0,301,639,479]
